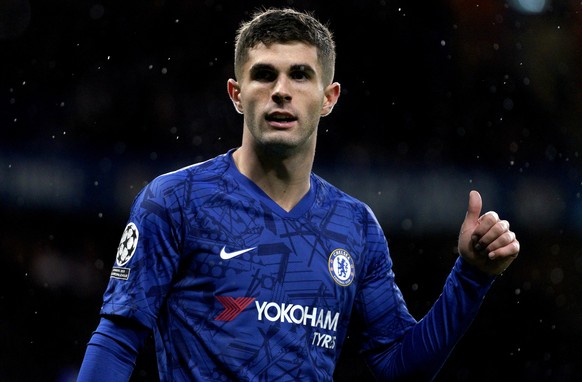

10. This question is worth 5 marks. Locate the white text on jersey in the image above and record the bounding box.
[255,301,339,331]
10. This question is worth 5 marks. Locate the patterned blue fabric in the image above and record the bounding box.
[100,149,491,381]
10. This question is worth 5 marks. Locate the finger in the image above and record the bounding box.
[472,211,500,241]
[488,238,520,260]
[475,218,508,249]
[464,190,482,224]
[484,229,515,254]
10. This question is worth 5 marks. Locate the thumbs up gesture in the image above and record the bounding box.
[458,190,520,276]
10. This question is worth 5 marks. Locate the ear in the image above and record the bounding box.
[227,79,244,114]
[321,82,341,117]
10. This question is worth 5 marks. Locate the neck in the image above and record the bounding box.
[232,145,313,212]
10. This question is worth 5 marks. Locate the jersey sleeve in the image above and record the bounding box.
[77,316,149,382]
[350,205,418,353]
[353,205,495,381]
[100,174,185,329]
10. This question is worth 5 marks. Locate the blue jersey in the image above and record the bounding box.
[100,149,493,381]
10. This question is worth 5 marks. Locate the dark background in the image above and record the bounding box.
[1,0,581,381]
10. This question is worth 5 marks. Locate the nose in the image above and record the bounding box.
[271,76,292,104]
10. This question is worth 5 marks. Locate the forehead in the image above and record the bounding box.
[243,42,320,72]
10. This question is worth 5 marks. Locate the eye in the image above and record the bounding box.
[251,68,276,82]
[290,70,309,81]
[290,65,314,81]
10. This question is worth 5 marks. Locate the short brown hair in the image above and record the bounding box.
[233,7,336,85]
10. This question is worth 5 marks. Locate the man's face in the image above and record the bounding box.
[229,42,338,156]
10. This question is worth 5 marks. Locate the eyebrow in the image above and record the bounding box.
[249,63,317,76]
[290,64,316,77]
[249,63,274,75]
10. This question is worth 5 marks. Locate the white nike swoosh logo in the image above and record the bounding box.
[220,246,256,260]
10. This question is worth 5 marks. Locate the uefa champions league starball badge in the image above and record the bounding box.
[116,222,139,267]
[111,222,139,280]
[328,249,355,287]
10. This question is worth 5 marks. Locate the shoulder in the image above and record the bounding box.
[145,152,230,194]
[128,153,232,213]
[312,173,370,209]
[311,173,378,222]
[128,152,232,220]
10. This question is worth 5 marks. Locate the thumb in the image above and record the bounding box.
[464,190,482,224]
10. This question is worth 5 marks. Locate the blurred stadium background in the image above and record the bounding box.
[1,0,581,381]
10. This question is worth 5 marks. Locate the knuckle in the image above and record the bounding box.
[500,220,510,231]
[511,241,520,255]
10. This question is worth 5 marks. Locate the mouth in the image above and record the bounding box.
[265,112,297,125]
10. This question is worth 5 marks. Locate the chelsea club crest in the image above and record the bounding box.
[328,249,355,287]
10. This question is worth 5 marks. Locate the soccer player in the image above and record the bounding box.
[77,7,520,382]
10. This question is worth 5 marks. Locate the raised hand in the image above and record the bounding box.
[458,190,520,276]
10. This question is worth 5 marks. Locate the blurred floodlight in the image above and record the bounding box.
[510,0,548,14]
[0,156,84,210]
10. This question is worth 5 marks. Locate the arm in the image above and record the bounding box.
[364,257,494,381]
[359,191,519,381]
[77,316,149,382]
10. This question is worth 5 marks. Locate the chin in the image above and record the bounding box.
[257,139,300,157]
